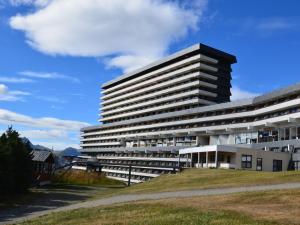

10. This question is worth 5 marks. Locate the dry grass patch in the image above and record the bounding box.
[19,189,300,225]
[93,169,300,198]
[20,202,279,225]
[146,189,300,225]
[52,170,125,187]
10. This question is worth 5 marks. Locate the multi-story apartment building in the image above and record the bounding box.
[79,43,300,183]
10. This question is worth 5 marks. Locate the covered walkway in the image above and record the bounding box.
[179,145,238,169]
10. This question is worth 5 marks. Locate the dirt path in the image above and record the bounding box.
[1,182,300,225]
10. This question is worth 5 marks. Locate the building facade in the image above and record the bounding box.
[80,43,300,183]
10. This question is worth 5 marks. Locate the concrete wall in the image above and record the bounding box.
[235,148,291,172]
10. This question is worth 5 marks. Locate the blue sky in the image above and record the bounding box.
[0,0,299,149]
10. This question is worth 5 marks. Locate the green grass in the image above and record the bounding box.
[93,168,300,198]
[19,203,280,225]
[21,189,300,225]
[52,170,125,187]
[14,169,300,225]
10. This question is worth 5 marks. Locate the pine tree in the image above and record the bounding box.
[0,127,34,194]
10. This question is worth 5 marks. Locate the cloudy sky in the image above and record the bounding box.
[0,0,300,149]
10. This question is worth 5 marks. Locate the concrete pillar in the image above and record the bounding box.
[206,151,208,168]
[190,153,193,168]
[215,150,218,168]
[197,152,200,168]
[173,137,176,146]
[196,136,200,146]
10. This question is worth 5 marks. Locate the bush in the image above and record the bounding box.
[0,127,34,194]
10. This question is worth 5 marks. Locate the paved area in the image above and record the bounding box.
[1,182,300,225]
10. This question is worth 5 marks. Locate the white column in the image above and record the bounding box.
[190,153,193,168]
[196,136,200,146]
[206,151,208,168]
[197,152,200,168]
[215,150,218,168]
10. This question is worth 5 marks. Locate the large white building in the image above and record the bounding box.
[80,43,300,183]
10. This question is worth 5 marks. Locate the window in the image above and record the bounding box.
[209,154,215,162]
[273,160,282,172]
[285,128,290,140]
[241,155,252,169]
[220,154,225,162]
[227,156,231,163]
[256,158,262,171]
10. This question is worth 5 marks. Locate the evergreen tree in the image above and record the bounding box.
[0,127,33,194]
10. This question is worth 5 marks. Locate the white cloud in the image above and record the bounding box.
[0,84,8,94]
[256,18,297,31]
[9,0,51,7]
[30,140,79,150]
[231,86,260,101]
[106,54,158,74]
[0,109,90,150]
[0,84,30,101]
[35,96,67,103]
[19,129,68,139]
[0,77,34,83]
[9,0,207,72]
[0,109,90,130]
[19,71,80,83]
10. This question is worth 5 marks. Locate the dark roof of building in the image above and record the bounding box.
[31,150,53,162]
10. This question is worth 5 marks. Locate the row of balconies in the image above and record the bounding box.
[102,53,218,96]
[96,153,179,158]
[101,83,201,112]
[85,95,300,136]
[102,63,204,100]
[98,159,179,168]
[102,71,213,106]
[82,99,300,139]
[101,98,201,122]
[102,96,201,117]
[102,103,210,124]
[82,111,300,143]
[101,90,212,116]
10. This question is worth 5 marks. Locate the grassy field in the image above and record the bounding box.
[7,169,300,224]
[92,168,300,198]
[52,170,125,187]
[20,189,300,225]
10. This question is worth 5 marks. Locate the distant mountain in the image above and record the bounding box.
[22,137,80,157]
[59,147,80,157]
[22,137,52,151]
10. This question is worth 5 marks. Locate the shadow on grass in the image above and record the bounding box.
[0,182,124,224]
